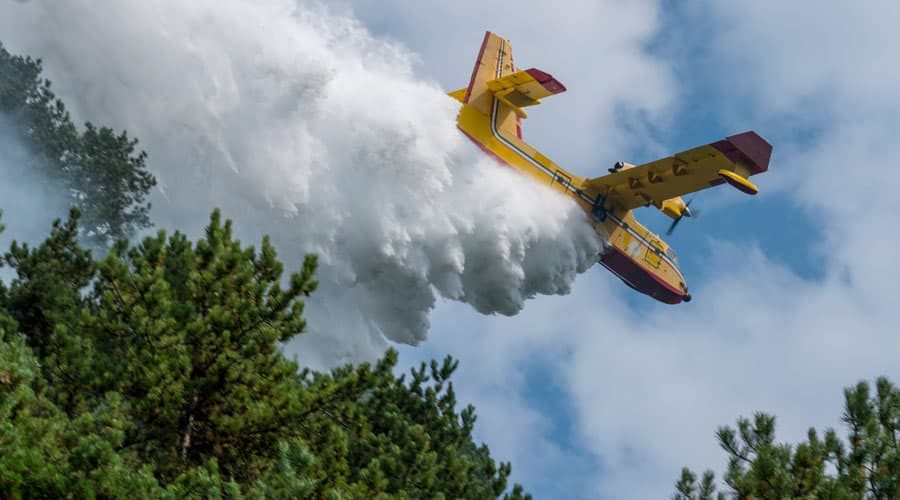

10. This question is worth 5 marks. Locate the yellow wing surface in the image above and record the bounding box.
[484,68,566,118]
[581,132,773,211]
[449,68,565,108]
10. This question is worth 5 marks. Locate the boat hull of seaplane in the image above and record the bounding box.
[598,247,689,304]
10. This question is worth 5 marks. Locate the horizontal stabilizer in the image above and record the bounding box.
[448,87,467,103]
[485,68,566,118]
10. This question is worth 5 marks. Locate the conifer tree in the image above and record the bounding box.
[74,209,318,479]
[675,377,899,499]
[68,123,156,246]
[0,207,529,497]
[2,208,94,362]
[0,213,163,497]
[0,41,532,497]
[293,350,529,498]
[0,42,155,246]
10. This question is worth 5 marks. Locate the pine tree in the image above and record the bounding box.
[674,377,899,499]
[0,42,156,246]
[2,208,95,361]
[83,209,318,480]
[0,208,530,497]
[0,214,163,497]
[0,43,78,174]
[1,41,534,496]
[293,350,529,498]
[67,123,156,246]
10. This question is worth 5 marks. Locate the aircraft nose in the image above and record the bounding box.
[683,293,692,302]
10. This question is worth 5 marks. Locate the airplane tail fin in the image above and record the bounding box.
[461,32,510,115]
[451,32,566,120]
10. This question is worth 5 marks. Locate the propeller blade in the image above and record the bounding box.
[666,216,682,236]
[666,198,699,236]
[683,198,694,218]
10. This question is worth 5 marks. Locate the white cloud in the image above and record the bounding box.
[702,2,900,118]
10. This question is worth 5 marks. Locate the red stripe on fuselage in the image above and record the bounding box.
[459,127,513,168]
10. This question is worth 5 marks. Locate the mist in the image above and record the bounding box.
[0,117,68,257]
[0,0,602,367]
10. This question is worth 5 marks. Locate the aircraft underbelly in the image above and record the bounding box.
[598,246,685,304]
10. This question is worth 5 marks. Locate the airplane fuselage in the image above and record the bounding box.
[455,99,690,304]
[452,32,770,304]
[451,31,689,303]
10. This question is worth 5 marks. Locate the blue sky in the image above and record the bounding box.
[3,1,899,498]
[345,1,900,497]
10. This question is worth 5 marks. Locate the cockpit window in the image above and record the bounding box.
[665,246,679,265]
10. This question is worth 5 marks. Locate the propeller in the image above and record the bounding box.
[666,198,700,235]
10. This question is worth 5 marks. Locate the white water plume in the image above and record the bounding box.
[0,0,602,365]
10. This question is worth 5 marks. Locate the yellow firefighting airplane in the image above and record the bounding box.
[449,32,772,304]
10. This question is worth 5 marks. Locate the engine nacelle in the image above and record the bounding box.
[660,196,688,220]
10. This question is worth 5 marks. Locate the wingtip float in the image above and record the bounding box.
[448,31,772,304]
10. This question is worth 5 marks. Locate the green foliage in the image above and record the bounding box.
[95,210,317,479]
[0,209,527,498]
[0,333,162,497]
[294,350,528,498]
[0,42,156,246]
[3,208,95,360]
[675,378,899,499]
[673,468,718,500]
[69,123,156,246]
[0,43,77,168]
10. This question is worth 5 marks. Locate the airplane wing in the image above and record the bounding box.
[581,131,772,211]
